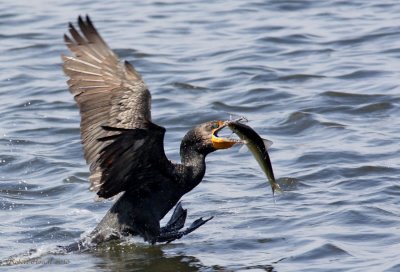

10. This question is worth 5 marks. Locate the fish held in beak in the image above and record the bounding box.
[226,120,282,195]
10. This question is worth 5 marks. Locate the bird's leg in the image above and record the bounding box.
[157,203,213,243]
[157,216,213,243]
[160,201,187,233]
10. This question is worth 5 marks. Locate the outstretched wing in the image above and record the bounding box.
[62,15,170,198]
[95,123,172,198]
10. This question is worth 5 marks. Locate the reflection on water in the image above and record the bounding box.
[1,0,400,271]
[2,241,276,271]
[90,244,205,272]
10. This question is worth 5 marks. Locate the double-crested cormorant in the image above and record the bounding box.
[62,16,239,247]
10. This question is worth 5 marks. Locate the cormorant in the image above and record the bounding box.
[62,16,239,247]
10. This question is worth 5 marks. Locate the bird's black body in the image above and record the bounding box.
[61,16,237,249]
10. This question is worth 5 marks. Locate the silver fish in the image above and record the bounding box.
[227,121,282,195]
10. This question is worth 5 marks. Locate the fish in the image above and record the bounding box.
[226,121,282,195]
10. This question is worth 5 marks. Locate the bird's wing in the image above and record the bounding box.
[94,123,172,198]
[62,16,171,198]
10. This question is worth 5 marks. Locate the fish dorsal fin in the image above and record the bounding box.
[263,138,273,149]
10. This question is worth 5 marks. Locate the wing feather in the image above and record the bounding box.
[63,15,170,198]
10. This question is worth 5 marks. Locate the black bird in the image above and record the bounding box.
[61,16,238,247]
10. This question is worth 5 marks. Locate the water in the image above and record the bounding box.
[1,0,400,271]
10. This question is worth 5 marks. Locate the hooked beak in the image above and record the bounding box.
[211,120,239,149]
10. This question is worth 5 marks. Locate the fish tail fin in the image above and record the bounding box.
[272,182,283,196]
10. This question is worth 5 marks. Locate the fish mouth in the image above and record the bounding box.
[211,121,241,149]
[224,116,248,126]
[211,118,248,149]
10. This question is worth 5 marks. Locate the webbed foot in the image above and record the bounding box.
[157,202,213,243]
[160,201,187,233]
[182,216,214,236]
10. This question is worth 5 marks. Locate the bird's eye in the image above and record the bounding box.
[212,122,219,129]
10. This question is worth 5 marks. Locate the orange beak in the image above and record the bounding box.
[211,121,238,150]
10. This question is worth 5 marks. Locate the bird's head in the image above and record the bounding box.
[181,120,239,156]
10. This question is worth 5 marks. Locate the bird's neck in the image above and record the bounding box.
[179,145,207,191]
